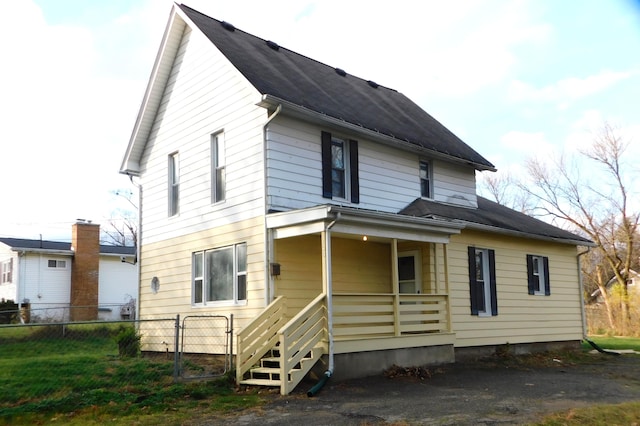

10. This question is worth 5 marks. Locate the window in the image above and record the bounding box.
[193,243,247,305]
[168,152,180,216]
[321,131,359,203]
[419,160,432,198]
[1,259,12,283]
[47,259,67,269]
[211,132,225,203]
[467,247,497,316]
[527,255,550,296]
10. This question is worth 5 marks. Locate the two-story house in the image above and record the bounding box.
[120,4,592,394]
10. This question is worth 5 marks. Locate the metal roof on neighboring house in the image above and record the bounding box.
[177,4,495,171]
[400,196,593,245]
[0,237,135,255]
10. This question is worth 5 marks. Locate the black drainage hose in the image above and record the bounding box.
[585,338,620,356]
[307,371,331,397]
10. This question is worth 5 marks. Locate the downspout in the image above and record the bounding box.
[308,210,340,397]
[129,174,142,321]
[262,104,282,306]
[17,251,25,324]
[577,247,618,356]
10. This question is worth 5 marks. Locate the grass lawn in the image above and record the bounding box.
[582,335,640,352]
[0,323,262,425]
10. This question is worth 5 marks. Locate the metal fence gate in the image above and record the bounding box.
[178,314,233,379]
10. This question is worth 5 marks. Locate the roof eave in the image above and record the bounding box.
[463,221,595,247]
[259,95,496,172]
[120,5,186,176]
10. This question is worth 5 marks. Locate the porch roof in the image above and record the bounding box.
[266,205,464,243]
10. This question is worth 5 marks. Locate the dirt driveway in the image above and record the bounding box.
[207,352,640,425]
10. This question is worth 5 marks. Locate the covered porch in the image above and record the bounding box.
[237,205,464,394]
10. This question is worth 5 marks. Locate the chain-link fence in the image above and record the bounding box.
[0,314,233,416]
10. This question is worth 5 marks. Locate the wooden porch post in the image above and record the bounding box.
[433,242,441,294]
[391,238,400,336]
[443,243,453,332]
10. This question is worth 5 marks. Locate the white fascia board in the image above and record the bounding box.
[13,248,74,256]
[259,95,497,172]
[267,205,462,242]
[120,6,186,175]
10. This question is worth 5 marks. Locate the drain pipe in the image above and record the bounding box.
[262,104,282,306]
[308,210,340,397]
[577,247,619,356]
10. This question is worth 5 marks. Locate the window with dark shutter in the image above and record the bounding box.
[468,246,498,316]
[527,254,551,296]
[321,131,359,203]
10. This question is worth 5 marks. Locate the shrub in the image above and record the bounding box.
[0,299,19,324]
[115,326,141,358]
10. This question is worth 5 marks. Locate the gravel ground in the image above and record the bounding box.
[199,351,640,425]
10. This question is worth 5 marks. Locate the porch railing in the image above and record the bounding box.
[279,293,327,395]
[332,293,449,340]
[236,296,288,384]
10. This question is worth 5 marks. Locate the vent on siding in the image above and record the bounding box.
[220,21,236,32]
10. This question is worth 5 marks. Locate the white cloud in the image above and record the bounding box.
[508,70,634,105]
[500,130,555,157]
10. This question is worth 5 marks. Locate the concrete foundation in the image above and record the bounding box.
[454,340,582,362]
[312,344,455,381]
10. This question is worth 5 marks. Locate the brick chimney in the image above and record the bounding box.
[69,221,100,321]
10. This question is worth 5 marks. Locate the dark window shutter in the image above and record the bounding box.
[321,131,332,199]
[488,249,498,316]
[349,139,359,204]
[468,246,479,315]
[543,256,551,295]
[526,254,535,295]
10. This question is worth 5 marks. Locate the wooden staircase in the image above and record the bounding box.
[239,344,323,388]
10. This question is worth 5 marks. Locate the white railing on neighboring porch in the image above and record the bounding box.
[236,296,287,384]
[332,293,450,340]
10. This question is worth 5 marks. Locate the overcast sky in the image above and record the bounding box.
[1,0,639,241]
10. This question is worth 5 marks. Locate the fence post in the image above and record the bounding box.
[173,314,180,381]
[229,314,234,373]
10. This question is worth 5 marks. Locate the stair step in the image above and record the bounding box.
[239,378,281,387]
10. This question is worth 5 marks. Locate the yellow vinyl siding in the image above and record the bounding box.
[273,235,322,317]
[332,238,391,293]
[138,217,266,330]
[448,229,582,347]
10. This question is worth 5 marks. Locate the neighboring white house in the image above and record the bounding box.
[119,4,593,394]
[0,222,137,322]
[589,269,640,304]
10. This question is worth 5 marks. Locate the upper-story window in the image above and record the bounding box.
[211,131,225,203]
[419,160,432,198]
[321,131,359,203]
[1,259,12,283]
[168,152,180,217]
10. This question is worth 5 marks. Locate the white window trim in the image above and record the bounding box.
[419,159,433,199]
[211,131,226,204]
[331,136,351,202]
[531,255,546,296]
[192,243,247,307]
[168,152,180,217]
[475,248,493,317]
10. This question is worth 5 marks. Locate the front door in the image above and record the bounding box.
[398,251,421,294]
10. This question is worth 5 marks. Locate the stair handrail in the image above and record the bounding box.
[236,296,287,384]
[279,292,328,394]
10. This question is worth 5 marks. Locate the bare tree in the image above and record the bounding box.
[521,123,639,334]
[479,171,535,214]
[102,190,138,248]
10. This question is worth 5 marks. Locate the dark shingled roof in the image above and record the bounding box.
[0,237,135,255]
[400,197,592,244]
[178,4,495,171]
